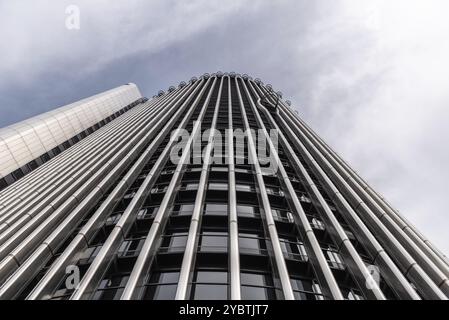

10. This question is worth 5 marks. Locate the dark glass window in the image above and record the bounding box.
[211,166,228,172]
[149,271,180,284]
[78,245,102,265]
[208,183,228,191]
[145,284,177,300]
[190,271,228,300]
[236,205,259,216]
[240,272,277,300]
[184,183,199,190]
[241,272,273,287]
[172,204,194,216]
[93,274,129,300]
[241,286,276,300]
[11,168,24,180]
[239,233,267,255]
[137,206,159,219]
[192,284,227,300]
[235,184,254,192]
[194,271,227,284]
[160,233,188,252]
[271,209,294,223]
[144,271,180,300]
[199,232,228,252]
[323,246,345,270]
[118,238,145,257]
[28,160,38,170]
[204,203,227,216]
[0,178,7,190]
[105,212,122,225]
[279,237,307,261]
[341,287,364,300]
[290,277,324,300]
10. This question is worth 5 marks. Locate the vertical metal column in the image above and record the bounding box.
[234,77,295,300]
[241,78,344,300]
[175,76,224,299]
[120,77,217,299]
[227,76,241,300]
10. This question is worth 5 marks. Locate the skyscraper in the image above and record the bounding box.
[0,73,448,300]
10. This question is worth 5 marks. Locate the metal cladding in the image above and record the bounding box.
[0,74,447,300]
[0,84,142,189]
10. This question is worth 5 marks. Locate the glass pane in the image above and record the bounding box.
[236,205,258,216]
[195,271,228,284]
[200,234,228,251]
[208,183,228,191]
[93,287,124,300]
[240,273,272,286]
[148,272,180,284]
[192,284,228,300]
[236,184,253,192]
[239,237,265,254]
[144,284,177,300]
[290,278,313,292]
[241,286,275,300]
[205,204,227,213]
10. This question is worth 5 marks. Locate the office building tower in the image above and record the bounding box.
[0,73,448,300]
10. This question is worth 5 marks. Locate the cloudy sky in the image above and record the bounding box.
[0,0,448,255]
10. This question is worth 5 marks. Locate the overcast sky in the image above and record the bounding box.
[0,0,448,255]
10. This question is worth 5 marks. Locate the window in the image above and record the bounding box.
[0,178,8,190]
[190,271,228,300]
[290,277,324,300]
[237,205,259,217]
[199,232,228,252]
[211,166,228,172]
[144,271,180,300]
[124,191,136,199]
[93,274,129,300]
[172,204,194,216]
[184,183,199,190]
[342,287,364,300]
[208,183,228,191]
[235,168,250,174]
[11,168,24,181]
[151,185,168,194]
[204,203,227,216]
[241,273,272,287]
[271,209,294,223]
[265,187,284,197]
[192,284,228,300]
[118,238,145,257]
[324,247,345,270]
[235,184,254,192]
[279,238,307,261]
[240,272,276,300]
[298,194,311,203]
[105,212,122,225]
[78,245,102,264]
[239,233,267,255]
[160,233,188,252]
[311,217,325,230]
[137,206,159,219]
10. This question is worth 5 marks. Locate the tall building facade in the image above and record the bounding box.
[0,73,448,300]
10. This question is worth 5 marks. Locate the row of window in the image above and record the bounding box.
[93,270,326,300]
[0,98,144,191]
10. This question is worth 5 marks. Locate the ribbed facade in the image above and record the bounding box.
[0,73,448,300]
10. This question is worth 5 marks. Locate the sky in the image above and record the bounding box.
[0,0,448,255]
